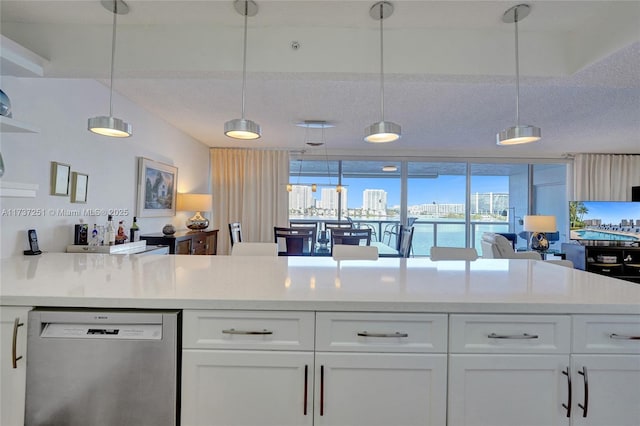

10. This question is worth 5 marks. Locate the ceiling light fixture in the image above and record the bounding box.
[497,4,541,146]
[224,0,261,140]
[88,0,132,138]
[382,165,397,172]
[365,1,401,143]
[296,120,334,147]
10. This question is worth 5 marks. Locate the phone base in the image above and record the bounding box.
[23,250,42,256]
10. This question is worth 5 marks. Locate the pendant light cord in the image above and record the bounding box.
[514,7,520,126]
[378,3,385,122]
[108,0,119,117]
[241,0,249,120]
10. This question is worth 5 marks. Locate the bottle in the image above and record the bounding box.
[116,220,128,244]
[90,224,99,246]
[105,215,116,246]
[130,217,140,242]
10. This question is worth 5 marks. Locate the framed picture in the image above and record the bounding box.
[50,161,70,196]
[70,172,89,203]
[136,157,178,217]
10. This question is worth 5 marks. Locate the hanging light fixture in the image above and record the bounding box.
[365,1,401,143]
[496,4,541,146]
[225,0,261,140]
[88,0,132,138]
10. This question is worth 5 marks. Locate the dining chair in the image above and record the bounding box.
[274,226,316,256]
[330,228,372,249]
[231,242,278,256]
[398,226,415,258]
[430,246,478,261]
[323,221,353,231]
[228,222,243,247]
[332,245,379,261]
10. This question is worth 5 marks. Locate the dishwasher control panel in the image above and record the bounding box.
[41,323,162,339]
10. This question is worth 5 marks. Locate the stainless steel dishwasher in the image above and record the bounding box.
[25,308,180,426]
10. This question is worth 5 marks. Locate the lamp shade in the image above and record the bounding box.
[177,193,212,212]
[523,215,556,232]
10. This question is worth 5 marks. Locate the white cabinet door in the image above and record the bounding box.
[0,306,30,426]
[182,349,313,426]
[448,354,570,426]
[314,352,447,426]
[571,355,640,426]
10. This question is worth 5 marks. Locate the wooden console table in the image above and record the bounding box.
[141,229,218,255]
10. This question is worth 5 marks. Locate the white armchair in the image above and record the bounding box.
[480,233,541,259]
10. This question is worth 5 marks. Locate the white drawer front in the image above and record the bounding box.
[315,312,447,353]
[449,314,571,354]
[573,315,640,354]
[183,310,315,350]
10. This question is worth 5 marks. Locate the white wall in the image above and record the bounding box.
[0,77,210,258]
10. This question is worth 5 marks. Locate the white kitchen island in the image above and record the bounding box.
[2,253,639,426]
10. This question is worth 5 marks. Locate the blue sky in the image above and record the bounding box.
[297,175,508,207]
[575,201,640,224]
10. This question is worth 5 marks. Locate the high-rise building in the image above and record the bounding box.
[363,189,387,214]
[289,185,314,211]
[320,187,347,212]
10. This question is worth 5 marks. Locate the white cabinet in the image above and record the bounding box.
[181,310,315,426]
[448,314,572,426]
[315,352,447,426]
[315,312,448,426]
[182,350,313,426]
[0,306,30,426]
[570,315,640,426]
[181,310,448,426]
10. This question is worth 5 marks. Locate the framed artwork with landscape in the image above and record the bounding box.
[136,157,178,217]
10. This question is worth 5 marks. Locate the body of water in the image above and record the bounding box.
[575,230,639,241]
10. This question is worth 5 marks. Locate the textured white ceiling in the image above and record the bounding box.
[2,0,639,158]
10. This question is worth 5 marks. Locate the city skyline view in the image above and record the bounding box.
[291,175,508,210]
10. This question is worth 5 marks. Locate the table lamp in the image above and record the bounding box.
[177,193,212,230]
[523,215,556,252]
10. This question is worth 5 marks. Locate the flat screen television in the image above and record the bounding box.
[569,201,640,242]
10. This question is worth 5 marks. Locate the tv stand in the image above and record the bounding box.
[562,243,640,283]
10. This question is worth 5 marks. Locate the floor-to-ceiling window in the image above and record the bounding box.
[288,157,568,257]
[407,162,467,256]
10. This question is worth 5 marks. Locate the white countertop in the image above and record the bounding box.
[1,253,639,314]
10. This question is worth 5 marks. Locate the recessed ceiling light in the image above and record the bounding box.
[382,165,397,172]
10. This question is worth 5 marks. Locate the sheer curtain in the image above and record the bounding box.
[211,148,289,254]
[574,154,640,200]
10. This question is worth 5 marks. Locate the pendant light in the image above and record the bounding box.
[496,4,540,146]
[225,0,261,140]
[365,1,401,143]
[88,0,132,138]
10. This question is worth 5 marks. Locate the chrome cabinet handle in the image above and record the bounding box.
[609,333,640,340]
[320,365,325,416]
[487,332,539,339]
[303,365,308,416]
[578,367,588,417]
[357,331,409,338]
[12,318,24,369]
[562,367,572,418]
[221,328,273,335]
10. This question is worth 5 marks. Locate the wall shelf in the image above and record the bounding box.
[0,181,39,198]
[0,116,40,133]
[0,35,47,77]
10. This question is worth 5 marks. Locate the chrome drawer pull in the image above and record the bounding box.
[488,332,539,339]
[222,328,273,335]
[12,318,24,369]
[609,333,640,340]
[357,331,409,338]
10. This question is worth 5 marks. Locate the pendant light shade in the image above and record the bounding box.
[88,0,132,138]
[497,4,540,146]
[225,0,261,140]
[365,1,400,143]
